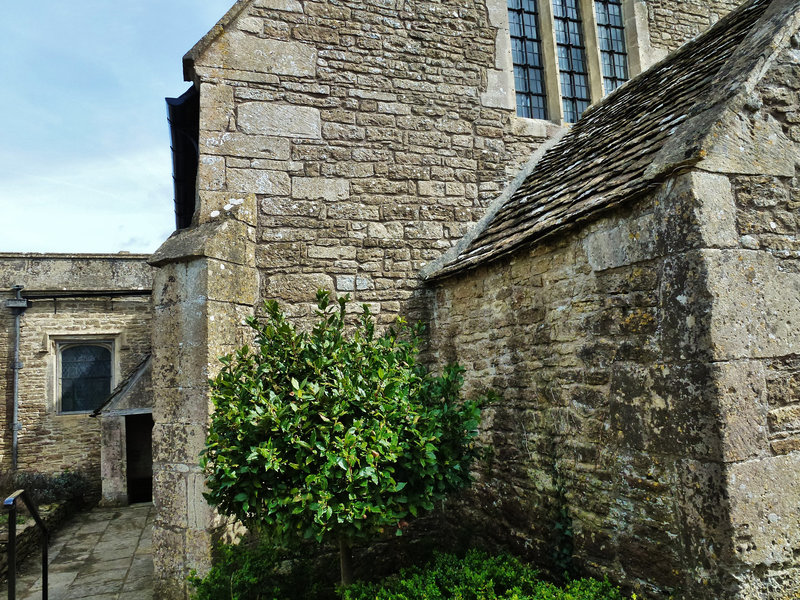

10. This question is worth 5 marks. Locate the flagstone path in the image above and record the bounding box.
[1,503,153,600]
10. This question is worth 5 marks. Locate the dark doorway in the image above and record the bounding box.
[125,413,153,503]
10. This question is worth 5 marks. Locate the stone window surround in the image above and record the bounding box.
[44,333,121,416]
[483,0,663,127]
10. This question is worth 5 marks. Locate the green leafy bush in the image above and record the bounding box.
[8,470,94,505]
[343,550,630,600]
[190,545,632,600]
[189,538,327,600]
[202,291,482,584]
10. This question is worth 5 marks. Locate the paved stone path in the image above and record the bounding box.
[1,503,153,600]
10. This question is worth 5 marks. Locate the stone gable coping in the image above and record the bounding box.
[430,0,797,280]
[182,0,253,83]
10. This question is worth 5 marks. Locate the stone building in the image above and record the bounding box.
[149,0,800,597]
[0,254,153,506]
[3,0,798,598]
[148,0,800,597]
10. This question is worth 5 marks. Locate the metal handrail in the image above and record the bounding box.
[3,490,48,600]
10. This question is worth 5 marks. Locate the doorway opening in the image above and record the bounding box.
[125,413,153,503]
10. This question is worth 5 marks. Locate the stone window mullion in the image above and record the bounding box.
[580,0,606,103]
[538,0,565,123]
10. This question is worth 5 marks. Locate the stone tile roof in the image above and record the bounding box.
[91,354,151,417]
[427,0,776,280]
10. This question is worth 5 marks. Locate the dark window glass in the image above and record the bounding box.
[508,0,548,119]
[60,345,112,413]
[595,0,629,94]
[552,0,590,122]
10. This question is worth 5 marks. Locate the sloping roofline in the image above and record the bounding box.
[182,0,252,83]
[425,0,799,281]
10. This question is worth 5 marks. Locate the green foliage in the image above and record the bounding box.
[189,539,326,600]
[7,470,94,505]
[189,545,631,600]
[343,550,630,600]
[202,290,482,547]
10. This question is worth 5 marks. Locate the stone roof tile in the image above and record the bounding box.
[428,0,778,279]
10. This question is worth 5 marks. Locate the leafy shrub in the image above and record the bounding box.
[343,549,630,600]
[190,544,632,600]
[202,291,482,584]
[8,470,94,506]
[189,538,328,600]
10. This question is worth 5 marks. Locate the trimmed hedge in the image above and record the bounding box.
[189,539,328,600]
[343,550,629,600]
[190,544,633,600]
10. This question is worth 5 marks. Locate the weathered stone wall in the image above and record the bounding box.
[426,25,800,599]
[710,34,800,598]
[149,216,258,598]
[428,174,734,598]
[645,0,740,51]
[0,254,153,486]
[188,0,561,324]
[147,1,798,597]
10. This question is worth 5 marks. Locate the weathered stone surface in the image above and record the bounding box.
[292,177,350,201]
[237,102,322,138]
[647,0,740,51]
[253,0,302,11]
[200,132,291,159]
[583,211,659,271]
[99,416,127,506]
[715,361,769,463]
[728,453,800,567]
[264,273,335,302]
[199,82,234,132]
[481,69,514,109]
[227,168,291,195]
[706,249,800,361]
[700,108,795,177]
[198,155,225,191]
[200,31,316,77]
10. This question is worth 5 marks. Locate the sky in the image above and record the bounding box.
[1,1,236,254]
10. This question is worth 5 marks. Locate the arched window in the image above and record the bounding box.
[59,344,113,413]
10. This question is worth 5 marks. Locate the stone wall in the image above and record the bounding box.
[147,0,797,597]
[187,0,561,324]
[712,33,800,598]
[426,25,800,599]
[427,176,730,598]
[0,254,152,486]
[645,0,740,51]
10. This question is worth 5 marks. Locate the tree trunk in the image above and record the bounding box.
[339,537,354,588]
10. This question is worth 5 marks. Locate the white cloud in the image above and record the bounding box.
[1,147,176,254]
[0,0,235,255]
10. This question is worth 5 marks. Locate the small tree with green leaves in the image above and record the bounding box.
[202,290,481,586]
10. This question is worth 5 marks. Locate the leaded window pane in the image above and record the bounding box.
[509,0,548,119]
[60,345,111,413]
[552,0,590,122]
[595,0,629,94]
